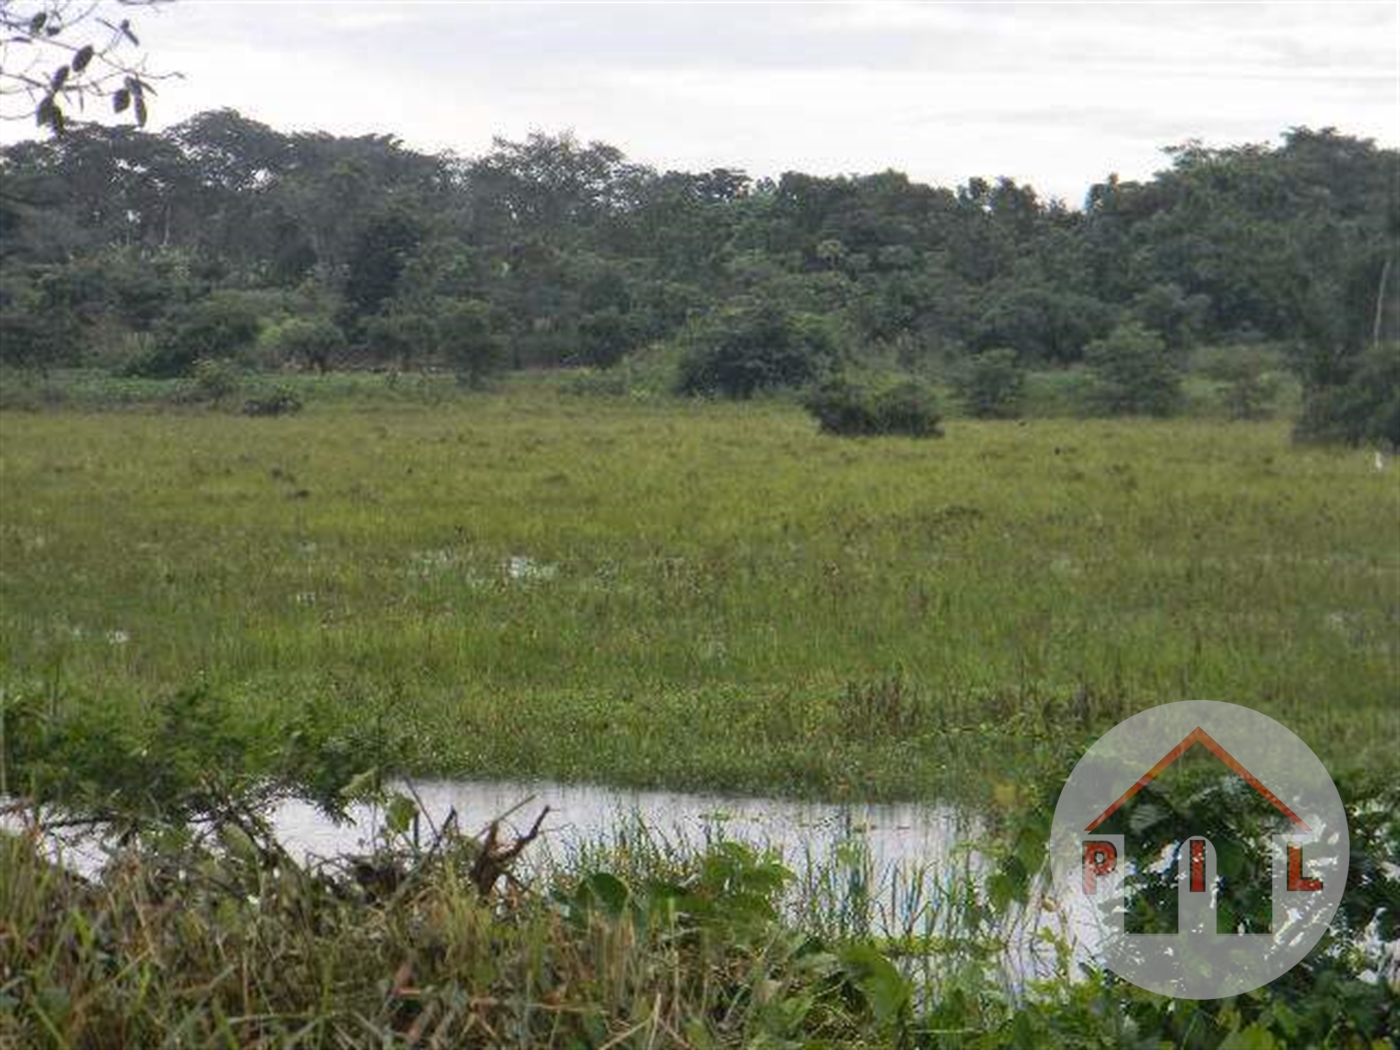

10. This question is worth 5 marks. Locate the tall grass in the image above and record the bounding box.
[2,382,1396,801]
[3,781,1393,1048]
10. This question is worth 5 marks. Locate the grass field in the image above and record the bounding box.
[1,379,1396,802]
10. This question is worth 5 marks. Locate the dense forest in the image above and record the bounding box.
[1,111,1396,441]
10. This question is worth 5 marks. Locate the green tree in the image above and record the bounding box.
[362,312,437,371]
[343,210,425,321]
[1295,342,1400,448]
[1083,321,1183,416]
[1195,345,1284,421]
[0,305,73,371]
[678,301,835,399]
[135,294,261,377]
[973,284,1117,363]
[438,299,505,387]
[265,317,345,373]
[953,348,1026,418]
[575,309,637,368]
[1130,282,1210,353]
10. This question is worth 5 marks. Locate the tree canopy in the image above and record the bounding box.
[0,113,1394,436]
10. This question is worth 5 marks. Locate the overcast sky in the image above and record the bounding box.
[29,1,1400,204]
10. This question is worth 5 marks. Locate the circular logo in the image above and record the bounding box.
[1048,701,1347,999]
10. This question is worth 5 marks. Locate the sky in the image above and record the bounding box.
[14,1,1400,204]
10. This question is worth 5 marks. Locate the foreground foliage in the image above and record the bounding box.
[1,764,1395,1048]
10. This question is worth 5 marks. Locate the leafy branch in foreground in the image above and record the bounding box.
[0,1,170,134]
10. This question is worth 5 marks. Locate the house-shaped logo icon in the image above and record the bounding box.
[1079,726,1323,943]
[1049,701,1347,999]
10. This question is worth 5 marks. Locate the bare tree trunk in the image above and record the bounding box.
[1375,255,1393,350]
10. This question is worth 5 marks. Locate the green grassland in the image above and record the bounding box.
[1,380,1396,802]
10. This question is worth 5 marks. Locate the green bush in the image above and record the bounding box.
[1083,321,1183,416]
[678,301,836,399]
[187,358,242,403]
[1183,346,1286,420]
[952,348,1026,418]
[804,377,880,435]
[1188,343,1288,383]
[803,376,942,437]
[134,295,262,378]
[872,381,942,437]
[0,308,78,372]
[575,309,637,369]
[438,299,506,387]
[1295,341,1400,447]
[263,317,346,372]
[362,311,437,370]
[241,388,304,417]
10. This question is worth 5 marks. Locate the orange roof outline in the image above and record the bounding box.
[1084,725,1311,833]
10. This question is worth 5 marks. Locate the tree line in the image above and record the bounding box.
[0,110,1395,442]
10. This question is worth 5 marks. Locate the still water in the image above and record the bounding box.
[272,777,981,878]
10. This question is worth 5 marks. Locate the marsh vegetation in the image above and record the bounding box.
[1,100,1397,1046]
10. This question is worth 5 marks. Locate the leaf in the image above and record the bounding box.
[35,96,61,133]
[112,88,130,114]
[1219,1024,1279,1050]
[71,45,94,73]
[385,793,417,835]
[339,767,380,800]
[838,944,911,1023]
[577,872,631,917]
[218,823,259,865]
[988,861,1030,912]
[50,66,69,91]
[134,96,148,127]
[28,12,47,34]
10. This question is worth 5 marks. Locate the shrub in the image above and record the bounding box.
[803,376,942,438]
[678,301,836,399]
[1295,341,1400,448]
[873,381,942,437]
[804,377,880,435]
[264,317,346,372]
[1083,321,1182,416]
[0,308,77,372]
[1188,343,1288,383]
[136,295,261,377]
[1129,282,1209,351]
[1190,346,1286,420]
[438,299,507,387]
[575,309,637,369]
[241,388,304,417]
[188,358,242,403]
[952,348,1025,418]
[973,285,1117,363]
[362,311,437,370]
